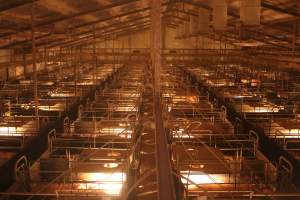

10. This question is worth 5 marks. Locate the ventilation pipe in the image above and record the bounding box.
[198,7,210,35]
[212,0,228,31]
[240,0,261,26]
[189,12,198,36]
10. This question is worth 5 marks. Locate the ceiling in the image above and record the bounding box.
[0,0,299,50]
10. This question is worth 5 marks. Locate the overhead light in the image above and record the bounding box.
[104,163,119,168]
[0,127,23,136]
[107,152,121,157]
[233,42,264,47]
[77,172,126,195]
[181,171,226,185]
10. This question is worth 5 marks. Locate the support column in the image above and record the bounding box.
[44,47,47,71]
[152,0,161,97]
[59,47,62,82]
[23,53,27,77]
[151,0,176,199]
[113,36,116,68]
[74,47,78,97]
[292,21,299,52]
[93,26,97,84]
[31,5,39,131]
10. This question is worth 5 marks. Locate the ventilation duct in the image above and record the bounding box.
[212,0,228,31]
[240,0,261,26]
[198,8,210,35]
[190,13,198,36]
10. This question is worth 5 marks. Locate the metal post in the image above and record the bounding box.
[129,34,132,62]
[93,26,97,84]
[44,47,47,70]
[31,4,39,131]
[152,1,161,96]
[59,47,62,82]
[151,0,176,199]
[292,21,298,52]
[23,52,27,77]
[74,47,78,97]
[113,36,115,68]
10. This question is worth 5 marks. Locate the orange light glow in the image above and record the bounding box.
[181,171,226,187]
[0,127,23,136]
[77,172,126,195]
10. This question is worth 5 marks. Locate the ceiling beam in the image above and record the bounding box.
[70,7,150,30]
[0,0,139,38]
[0,15,151,49]
[44,21,151,48]
[0,0,38,12]
[74,15,150,38]
[61,25,150,48]
[0,1,170,47]
[262,1,300,17]
[69,2,171,30]
[37,0,139,27]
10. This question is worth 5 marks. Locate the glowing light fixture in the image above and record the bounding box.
[77,172,126,195]
[0,126,23,136]
[172,128,195,138]
[181,171,225,186]
[104,163,119,168]
[100,127,132,138]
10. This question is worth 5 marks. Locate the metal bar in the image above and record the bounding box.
[2,191,300,198]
